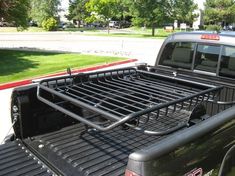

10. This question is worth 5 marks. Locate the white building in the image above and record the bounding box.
[58,0,70,23]
[192,0,205,29]
[193,9,204,30]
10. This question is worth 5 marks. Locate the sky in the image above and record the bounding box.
[60,0,69,10]
[60,0,206,10]
[195,0,205,9]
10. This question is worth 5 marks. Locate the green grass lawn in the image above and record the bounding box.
[0,50,125,84]
[0,27,46,32]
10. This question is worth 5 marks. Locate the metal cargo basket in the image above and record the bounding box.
[37,68,222,135]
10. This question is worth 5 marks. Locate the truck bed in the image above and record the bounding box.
[6,68,223,176]
[0,140,53,176]
[24,123,169,176]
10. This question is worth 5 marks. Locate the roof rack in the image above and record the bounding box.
[37,68,222,135]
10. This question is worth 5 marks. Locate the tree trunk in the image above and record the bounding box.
[77,20,80,28]
[152,23,156,36]
[107,20,110,34]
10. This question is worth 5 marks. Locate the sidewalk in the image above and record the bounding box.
[0,33,163,65]
[0,88,13,143]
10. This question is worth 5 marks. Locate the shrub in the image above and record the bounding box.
[205,25,222,32]
[198,25,205,30]
[42,18,57,31]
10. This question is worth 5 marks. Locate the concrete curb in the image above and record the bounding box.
[0,59,137,90]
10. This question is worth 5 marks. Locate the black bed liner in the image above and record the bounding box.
[0,140,53,176]
[23,123,172,176]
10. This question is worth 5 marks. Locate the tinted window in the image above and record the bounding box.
[194,44,220,73]
[219,46,235,78]
[159,42,195,69]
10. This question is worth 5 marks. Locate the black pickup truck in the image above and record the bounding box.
[1,32,235,176]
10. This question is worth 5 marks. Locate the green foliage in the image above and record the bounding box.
[204,0,235,25]
[42,17,57,31]
[125,0,197,36]
[0,0,30,29]
[85,0,121,33]
[126,0,170,36]
[67,0,198,35]
[30,0,60,27]
[109,0,129,20]
[205,24,222,31]
[85,0,119,23]
[173,0,198,25]
[67,0,88,27]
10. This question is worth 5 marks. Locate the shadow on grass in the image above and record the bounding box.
[0,49,63,76]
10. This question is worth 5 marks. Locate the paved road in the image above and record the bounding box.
[0,32,164,65]
[0,32,164,142]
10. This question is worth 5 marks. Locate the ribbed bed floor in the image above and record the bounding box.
[0,140,53,176]
[24,123,166,176]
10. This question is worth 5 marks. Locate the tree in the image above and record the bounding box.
[111,0,130,21]
[0,0,30,29]
[67,0,88,28]
[30,0,60,26]
[42,17,57,31]
[204,0,235,26]
[127,0,170,36]
[173,0,198,26]
[126,0,198,35]
[85,0,120,33]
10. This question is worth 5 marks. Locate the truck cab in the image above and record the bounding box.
[156,31,235,79]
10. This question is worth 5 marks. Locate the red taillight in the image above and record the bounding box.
[201,34,220,40]
[125,169,140,176]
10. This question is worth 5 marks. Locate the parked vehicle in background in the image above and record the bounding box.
[58,22,75,30]
[109,20,131,29]
[119,20,131,28]
[109,20,119,28]
[0,21,15,27]
[58,22,68,30]
[29,20,38,27]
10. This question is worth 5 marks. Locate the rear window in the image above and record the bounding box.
[159,42,195,69]
[159,40,235,79]
[219,46,235,78]
[194,44,220,73]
